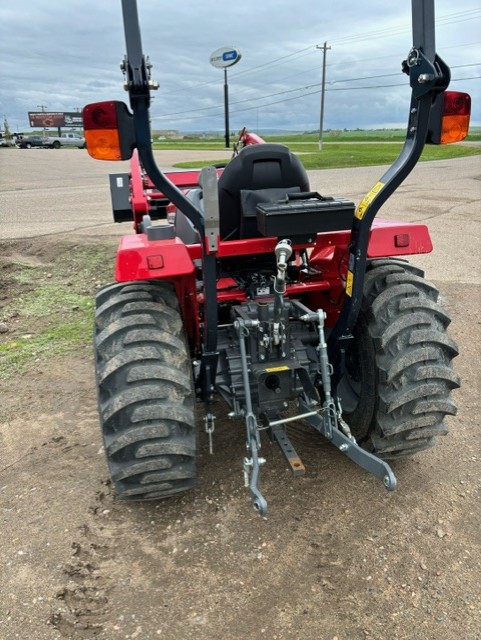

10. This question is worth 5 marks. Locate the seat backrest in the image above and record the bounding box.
[218,144,310,240]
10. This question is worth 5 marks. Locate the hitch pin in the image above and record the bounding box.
[267,410,319,428]
[204,413,216,455]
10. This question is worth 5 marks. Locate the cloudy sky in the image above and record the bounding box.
[1,0,480,134]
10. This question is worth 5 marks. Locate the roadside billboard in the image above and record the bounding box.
[28,111,83,128]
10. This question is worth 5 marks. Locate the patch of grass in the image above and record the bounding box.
[298,142,481,170]
[265,130,408,143]
[151,128,481,150]
[15,284,94,318]
[153,140,228,151]
[174,142,481,171]
[0,317,93,375]
[0,244,115,378]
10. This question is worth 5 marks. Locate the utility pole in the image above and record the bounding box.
[37,104,48,136]
[316,42,331,150]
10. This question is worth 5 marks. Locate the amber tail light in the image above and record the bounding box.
[82,101,135,161]
[427,91,471,145]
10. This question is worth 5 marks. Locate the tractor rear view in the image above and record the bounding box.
[83,0,470,515]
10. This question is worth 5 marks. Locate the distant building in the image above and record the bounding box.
[154,130,184,140]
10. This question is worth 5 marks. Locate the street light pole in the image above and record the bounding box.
[224,68,230,149]
[316,42,331,151]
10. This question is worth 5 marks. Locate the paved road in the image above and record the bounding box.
[1,148,480,282]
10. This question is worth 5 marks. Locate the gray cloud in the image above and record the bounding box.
[1,0,479,133]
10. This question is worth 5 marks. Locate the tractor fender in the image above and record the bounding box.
[311,219,433,264]
[114,234,195,282]
[367,220,433,257]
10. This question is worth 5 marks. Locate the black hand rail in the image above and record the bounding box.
[120,0,206,239]
[120,0,219,402]
[327,0,450,391]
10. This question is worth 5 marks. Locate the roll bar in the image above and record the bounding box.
[117,0,452,392]
[326,0,451,387]
[120,0,206,239]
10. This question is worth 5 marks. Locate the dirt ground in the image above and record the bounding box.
[0,150,480,640]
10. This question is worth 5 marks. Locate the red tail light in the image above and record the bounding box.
[82,101,135,161]
[427,91,471,145]
[443,91,471,117]
[439,91,471,144]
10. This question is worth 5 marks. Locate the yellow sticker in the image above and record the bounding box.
[355,181,385,220]
[264,366,290,373]
[346,270,354,297]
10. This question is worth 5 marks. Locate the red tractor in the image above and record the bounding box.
[83,0,470,514]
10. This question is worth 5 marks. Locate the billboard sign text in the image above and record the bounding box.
[28,111,84,128]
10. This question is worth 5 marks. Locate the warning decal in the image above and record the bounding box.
[355,181,385,220]
[345,270,354,297]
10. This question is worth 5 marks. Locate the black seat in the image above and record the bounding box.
[218,144,310,241]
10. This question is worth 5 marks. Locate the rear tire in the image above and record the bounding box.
[94,280,197,500]
[338,258,460,459]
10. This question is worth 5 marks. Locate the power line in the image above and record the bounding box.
[330,8,481,46]
[159,15,481,100]
[153,74,480,124]
[230,47,317,78]
[229,8,481,79]
[152,63,481,121]
[234,44,481,89]
[161,48,318,97]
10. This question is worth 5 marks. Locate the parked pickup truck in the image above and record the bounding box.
[44,133,85,149]
[17,136,49,149]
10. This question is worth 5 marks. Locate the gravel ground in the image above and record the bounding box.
[0,149,480,640]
